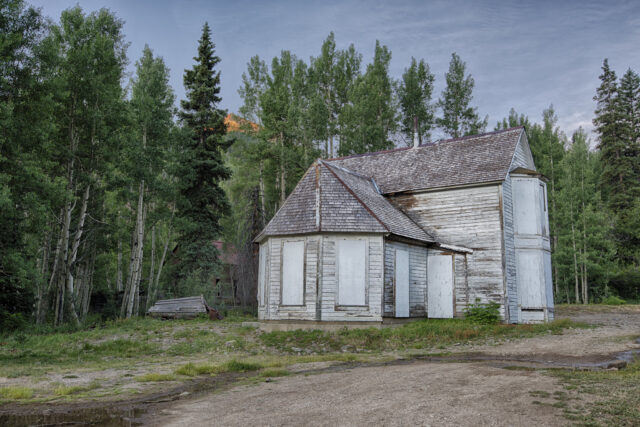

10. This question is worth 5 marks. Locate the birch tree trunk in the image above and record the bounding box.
[570,199,580,304]
[146,224,156,311]
[116,216,123,292]
[122,179,145,318]
[64,183,91,326]
[259,161,266,226]
[580,163,588,304]
[280,132,286,206]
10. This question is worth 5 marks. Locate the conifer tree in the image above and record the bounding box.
[397,57,435,145]
[615,68,640,263]
[175,22,230,287]
[437,53,487,138]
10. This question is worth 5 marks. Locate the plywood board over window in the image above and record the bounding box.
[337,239,367,306]
[281,240,305,305]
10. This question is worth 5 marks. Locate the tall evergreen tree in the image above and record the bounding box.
[614,68,640,263]
[175,22,230,288]
[437,53,487,138]
[396,57,435,145]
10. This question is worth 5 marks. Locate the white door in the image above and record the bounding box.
[427,253,454,318]
[395,249,410,317]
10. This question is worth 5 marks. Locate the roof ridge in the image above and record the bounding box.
[321,162,390,233]
[326,126,524,162]
[321,160,382,194]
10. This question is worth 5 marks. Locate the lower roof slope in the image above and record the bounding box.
[256,161,434,243]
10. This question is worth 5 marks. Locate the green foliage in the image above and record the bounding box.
[464,299,501,324]
[135,373,177,382]
[0,0,51,329]
[339,41,396,155]
[437,53,487,138]
[608,268,640,300]
[594,60,640,265]
[174,22,230,287]
[600,295,626,305]
[259,318,583,353]
[396,57,436,145]
[0,386,33,400]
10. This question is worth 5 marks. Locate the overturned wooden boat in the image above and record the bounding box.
[147,295,222,320]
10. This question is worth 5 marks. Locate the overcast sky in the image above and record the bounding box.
[30,0,640,141]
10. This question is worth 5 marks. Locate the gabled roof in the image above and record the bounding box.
[255,161,434,243]
[329,127,525,194]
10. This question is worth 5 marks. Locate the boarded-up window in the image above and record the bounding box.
[513,178,538,235]
[282,241,304,305]
[338,239,366,306]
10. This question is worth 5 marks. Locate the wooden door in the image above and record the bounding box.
[395,249,409,318]
[428,253,454,318]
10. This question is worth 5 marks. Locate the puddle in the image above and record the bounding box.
[416,337,640,370]
[0,371,248,427]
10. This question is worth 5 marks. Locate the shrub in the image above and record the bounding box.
[464,299,501,324]
[608,269,640,300]
[601,295,626,305]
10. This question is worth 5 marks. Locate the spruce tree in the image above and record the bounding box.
[175,22,230,287]
[593,59,640,264]
[610,67,640,263]
[397,57,435,145]
[437,53,487,138]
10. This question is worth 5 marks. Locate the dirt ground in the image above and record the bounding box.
[149,308,640,427]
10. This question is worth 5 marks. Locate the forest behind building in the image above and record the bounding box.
[1,1,639,330]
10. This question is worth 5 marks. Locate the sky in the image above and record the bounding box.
[30,0,640,141]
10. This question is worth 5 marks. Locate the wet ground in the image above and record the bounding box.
[1,307,638,426]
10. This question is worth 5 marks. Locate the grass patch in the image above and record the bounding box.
[224,360,263,372]
[259,318,586,354]
[549,358,640,425]
[135,373,177,382]
[175,362,222,377]
[0,386,33,400]
[260,369,290,378]
[54,380,101,396]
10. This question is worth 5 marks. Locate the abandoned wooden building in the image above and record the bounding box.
[254,127,553,324]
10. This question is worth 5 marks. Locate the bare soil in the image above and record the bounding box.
[1,307,638,426]
[149,307,640,427]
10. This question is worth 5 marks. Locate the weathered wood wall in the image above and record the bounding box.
[392,185,504,318]
[383,240,428,317]
[503,132,537,323]
[258,234,384,322]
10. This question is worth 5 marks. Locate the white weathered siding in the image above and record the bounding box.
[502,132,537,323]
[259,233,383,322]
[392,185,504,318]
[511,176,553,322]
[321,234,384,321]
[383,240,428,317]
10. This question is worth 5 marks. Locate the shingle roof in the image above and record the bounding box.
[255,161,434,243]
[329,127,525,194]
[256,127,524,244]
[322,162,434,243]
